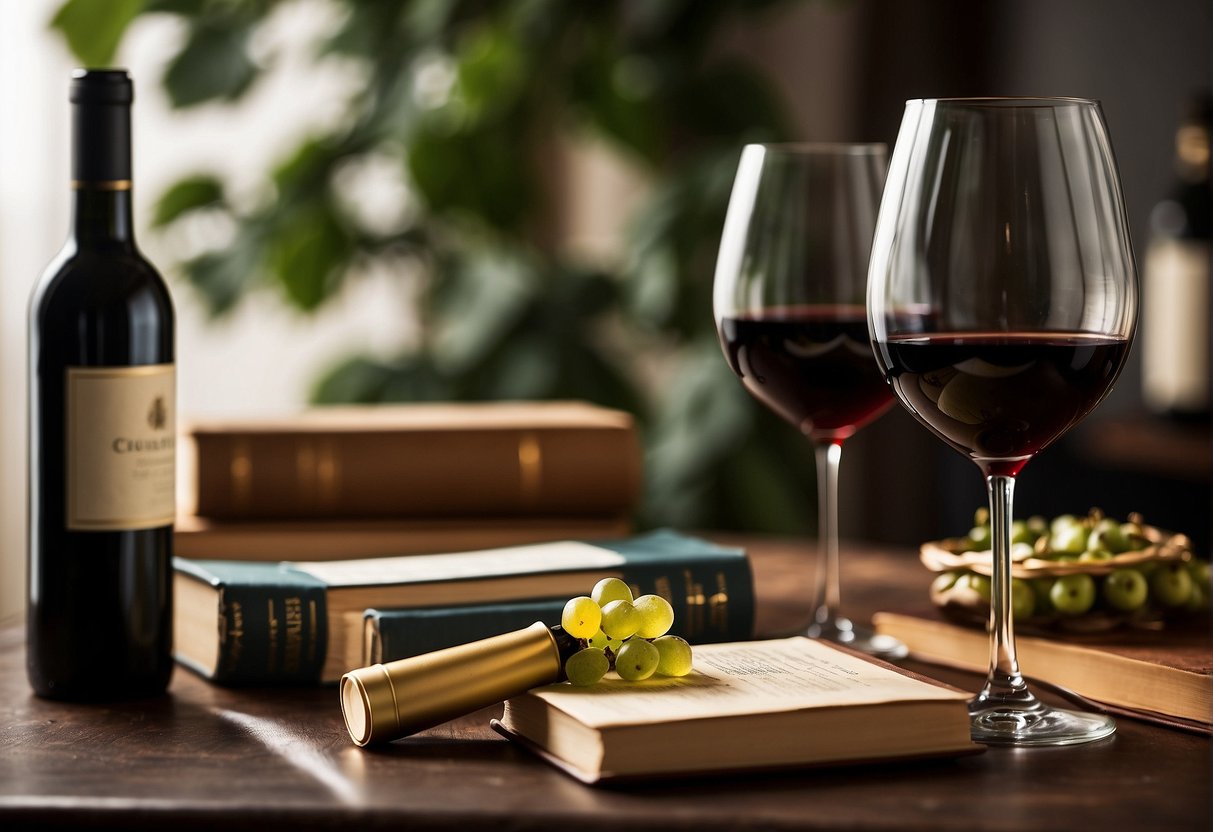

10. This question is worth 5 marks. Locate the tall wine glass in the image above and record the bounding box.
[714,144,906,659]
[868,98,1137,745]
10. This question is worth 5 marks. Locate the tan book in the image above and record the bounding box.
[186,401,641,521]
[173,514,633,561]
[873,611,1212,731]
[495,637,980,783]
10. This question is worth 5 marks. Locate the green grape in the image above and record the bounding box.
[1187,560,1211,587]
[1103,569,1148,612]
[1050,574,1096,615]
[1185,580,1209,612]
[1050,514,1080,534]
[1088,519,1131,554]
[1011,577,1035,619]
[588,629,622,655]
[565,647,609,686]
[1010,520,1033,545]
[561,596,602,640]
[654,636,693,677]
[1078,548,1114,563]
[1026,515,1048,536]
[591,577,633,607]
[931,571,961,595]
[614,638,659,681]
[600,599,640,640]
[1050,524,1087,555]
[956,573,991,603]
[1032,578,1056,615]
[632,594,674,639]
[969,525,992,549]
[1151,563,1194,608]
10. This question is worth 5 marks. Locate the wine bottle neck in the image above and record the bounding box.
[70,70,135,246]
[72,186,135,246]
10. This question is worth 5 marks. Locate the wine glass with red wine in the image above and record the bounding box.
[868,98,1137,745]
[714,143,906,659]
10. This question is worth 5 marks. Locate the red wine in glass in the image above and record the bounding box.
[720,305,893,443]
[875,332,1130,477]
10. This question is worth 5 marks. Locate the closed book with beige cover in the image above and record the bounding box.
[496,637,980,783]
[188,401,641,521]
[874,611,1212,732]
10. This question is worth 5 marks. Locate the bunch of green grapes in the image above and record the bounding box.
[943,508,1210,620]
[559,579,694,686]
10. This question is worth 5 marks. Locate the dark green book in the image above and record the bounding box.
[173,530,754,685]
[364,562,753,665]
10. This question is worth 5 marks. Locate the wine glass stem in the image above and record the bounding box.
[978,473,1033,707]
[811,441,844,630]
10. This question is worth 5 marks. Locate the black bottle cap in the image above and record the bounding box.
[71,69,133,185]
[70,68,134,105]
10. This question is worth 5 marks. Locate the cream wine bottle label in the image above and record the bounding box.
[66,364,176,530]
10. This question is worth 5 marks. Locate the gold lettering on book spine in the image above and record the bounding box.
[283,597,303,675]
[221,599,245,676]
[318,440,339,511]
[266,599,279,675]
[518,433,542,508]
[709,570,729,634]
[308,599,319,665]
[683,568,706,637]
[230,440,252,514]
[295,440,341,513]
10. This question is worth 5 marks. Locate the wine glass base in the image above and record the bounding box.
[968,701,1116,746]
[805,617,909,661]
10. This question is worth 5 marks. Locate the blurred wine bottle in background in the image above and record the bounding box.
[1142,92,1212,422]
[27,70,176,700]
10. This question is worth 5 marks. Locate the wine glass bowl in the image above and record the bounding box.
[868,98,1137,745]
[715,143,905,658]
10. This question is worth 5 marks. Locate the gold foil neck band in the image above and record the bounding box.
[518,433,542,508]
[72,180,132,191]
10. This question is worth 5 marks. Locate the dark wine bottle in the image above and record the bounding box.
[1142,92,1212,421]
[27,69,175,700]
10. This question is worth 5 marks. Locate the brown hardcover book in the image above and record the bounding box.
[187,401,641,521]
[495,637,980,784]
[173,514,633,561]
[873,611,1212,731]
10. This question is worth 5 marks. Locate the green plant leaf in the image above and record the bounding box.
[50,0,143,67]
[430,249,536,373]
[265,204,351,311]
[183,235,263,317]
[152,174,225,227]
[162,18,259,107]
[407,126,534,229]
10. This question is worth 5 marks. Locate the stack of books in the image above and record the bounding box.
[170,401,760,686]
[176,401,644,560]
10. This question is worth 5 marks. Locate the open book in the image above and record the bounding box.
[495,637,980,783]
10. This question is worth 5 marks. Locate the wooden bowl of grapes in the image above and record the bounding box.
[921,509,1209,633]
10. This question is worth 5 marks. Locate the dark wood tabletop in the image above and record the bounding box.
[1,537,1209,831]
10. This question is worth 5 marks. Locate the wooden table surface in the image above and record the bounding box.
[1,538,1208,831]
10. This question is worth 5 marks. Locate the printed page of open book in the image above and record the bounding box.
[530,638,970,727]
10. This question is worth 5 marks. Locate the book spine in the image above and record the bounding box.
[193,427,641,521]
[207,580,329,684]
[367,557,755,664]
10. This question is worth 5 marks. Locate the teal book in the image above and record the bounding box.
[173,530,754,685]
[364,560,752,665]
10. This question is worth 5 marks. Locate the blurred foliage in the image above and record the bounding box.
[52,0,818,533]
